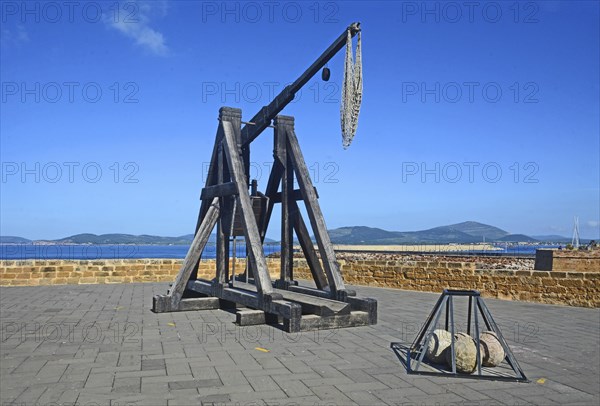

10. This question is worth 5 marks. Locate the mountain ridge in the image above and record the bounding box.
[0,233,276,245]
[0,221,562,244]
[325,222,537,244]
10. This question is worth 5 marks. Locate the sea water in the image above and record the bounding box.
[0,244,267,260]
[0,243,561,260]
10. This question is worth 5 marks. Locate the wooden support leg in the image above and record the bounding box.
[221,119,276,299]
[216,144,230,292]
[283,170,294,284]
[292,200,329,290]
[190,121,225,280]
[283,118,346,299]
[275,116,294,288]
[156,197,220,312]
[260,162,283,242]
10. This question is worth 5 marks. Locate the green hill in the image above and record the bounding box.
[327,226,399,244]
[0,236,32,243]
[444,221,509,240]
[326,221,534,244]
[0,221,537,245]
[531,234,570,242]
[54,233,194,245]
[497,234,538,242]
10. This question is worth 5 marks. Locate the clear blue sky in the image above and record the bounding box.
[1,0,599,240]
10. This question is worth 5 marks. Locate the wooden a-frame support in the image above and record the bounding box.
[153,107,377,332]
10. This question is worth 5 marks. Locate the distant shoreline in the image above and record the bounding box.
[0,242,191,246]
[332,243,503,252]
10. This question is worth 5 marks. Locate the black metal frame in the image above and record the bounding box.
[391,289,529,382]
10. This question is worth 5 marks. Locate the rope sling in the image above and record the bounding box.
[340,29,362,149]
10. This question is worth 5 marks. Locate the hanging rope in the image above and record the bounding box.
[340,29,362,149]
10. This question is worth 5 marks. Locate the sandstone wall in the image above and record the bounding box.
[535,248,600,272]
[1,258,598,308]
[551,249,600,272]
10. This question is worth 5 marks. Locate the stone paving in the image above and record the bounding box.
[0,282,598,406]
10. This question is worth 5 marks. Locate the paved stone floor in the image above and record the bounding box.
[0,283,598,406]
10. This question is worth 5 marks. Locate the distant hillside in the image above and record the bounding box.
[54,233,195,245]
[531,235,570,242]
[326,226,480,244]
[444,221,509,240]
[328,227,399,244]
[0,221,546,245]
[1,233,278,245]
[326,221,535,244]
[401,226,481,244]
[497,234,538,242]
[0,236,32,244]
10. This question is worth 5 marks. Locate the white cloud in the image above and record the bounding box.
[107,1,168,56]
[587,220,600,228]
[111,19,167,56]
[1,25,29,48]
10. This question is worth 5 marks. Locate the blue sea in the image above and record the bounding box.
[0,244,196,260]
[0,243,561,260]
[0,243,285,260]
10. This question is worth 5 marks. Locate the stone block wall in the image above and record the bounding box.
[0,259,280,287]
[535,249,600,272]
[1,257,598,308]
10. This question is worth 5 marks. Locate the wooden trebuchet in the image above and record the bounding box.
[152,108,377,331]
[153,23,376,331]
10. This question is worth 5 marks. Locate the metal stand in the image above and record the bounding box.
[391,290,528,382]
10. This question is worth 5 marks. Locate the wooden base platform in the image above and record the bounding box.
[153,279,377,332]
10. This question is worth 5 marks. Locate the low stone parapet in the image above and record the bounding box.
[1,257,598,308]
[535,248,600,272]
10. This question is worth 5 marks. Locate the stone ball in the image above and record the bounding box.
[425,329,452,364]
[480,331,505,367]
[445,332,477,374]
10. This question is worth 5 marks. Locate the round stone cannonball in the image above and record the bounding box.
[480,331,505,367]
[426,329,452,364]
[445,332,477,374]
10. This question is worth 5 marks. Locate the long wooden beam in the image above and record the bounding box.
[222,120,274,296]
[259,161,283,242]
[216,144,230,286]
[291,200,329,290]
[168,197,220,308]
[201,181,237,200]
[285,124,346,297]
[271,188,318,203]
[276,116,294,284]
[241,23,361,146]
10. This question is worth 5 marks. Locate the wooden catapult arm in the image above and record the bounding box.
[199,22,361,232]
[241,22,361,146]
